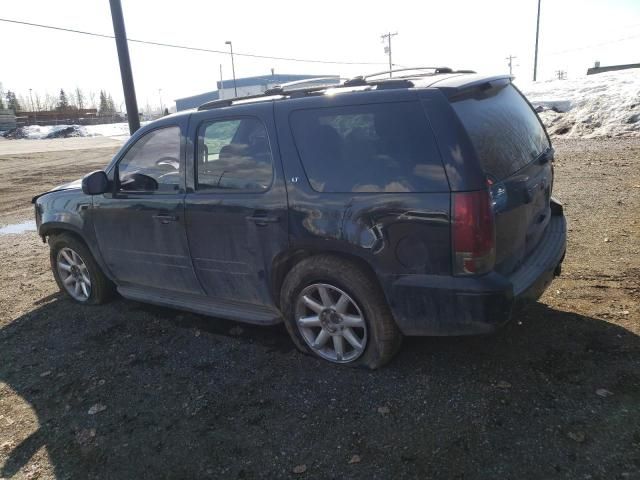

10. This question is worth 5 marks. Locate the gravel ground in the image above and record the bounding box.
[0,137,638,479]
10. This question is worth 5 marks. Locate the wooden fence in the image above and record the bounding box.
[0,109,17,132]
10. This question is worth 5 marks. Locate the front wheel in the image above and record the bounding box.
[49,233,115,305]
[281,255,402,369]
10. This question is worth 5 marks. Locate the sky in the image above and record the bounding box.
[1,0,638,112]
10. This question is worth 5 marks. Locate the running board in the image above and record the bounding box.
[118,286,283,325]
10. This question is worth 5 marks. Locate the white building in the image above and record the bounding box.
[175,73,340,111]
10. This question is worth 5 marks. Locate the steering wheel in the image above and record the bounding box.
[155,156,179,171]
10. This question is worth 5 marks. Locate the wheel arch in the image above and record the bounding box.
[271,248,383,309]
[42,224,115,283]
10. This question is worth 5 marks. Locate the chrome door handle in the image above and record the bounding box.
[152,214,178,224]
[245,214,280,226]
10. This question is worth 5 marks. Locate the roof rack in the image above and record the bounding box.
[268,76,343,91]
[198,92,284,111]
[264,77,344,96]
[364,66,476,80]
[196,67,476,111]
[364,67,452,79]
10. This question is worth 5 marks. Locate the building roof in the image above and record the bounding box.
[175,90,219,105]
[217,73,337,90]
[587,62,640,75]
[175,74,339,111]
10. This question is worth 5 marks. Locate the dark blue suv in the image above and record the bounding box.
[33,69,566,368]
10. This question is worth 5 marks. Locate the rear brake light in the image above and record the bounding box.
[452,190,495,275]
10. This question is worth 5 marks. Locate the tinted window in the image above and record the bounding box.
[197,118,273,191]
[452,84,550,181]
[290,102,447,193]
[118,126,181,193]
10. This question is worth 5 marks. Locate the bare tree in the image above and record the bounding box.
[68,90,77,110]
[88,91,97,109]
[17,94,28,112]
[75,87,85,110]
[34,92,42,111]
[43,92,56,110]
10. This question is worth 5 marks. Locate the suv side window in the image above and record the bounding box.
[117,126,181,193]
[196,117,273,192]
[290,102,447,193]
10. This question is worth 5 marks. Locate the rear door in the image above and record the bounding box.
[450,81,553,275]
[184,103,288,307]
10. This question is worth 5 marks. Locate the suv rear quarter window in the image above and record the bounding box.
[290,102,447,193]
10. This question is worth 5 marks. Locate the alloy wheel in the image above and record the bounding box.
[56,247,92,302]
[295,283,367,363]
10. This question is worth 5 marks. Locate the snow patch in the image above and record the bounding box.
[519,69,640,138]
[3,122,148,140]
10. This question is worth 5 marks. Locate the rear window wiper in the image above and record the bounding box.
[538,147,555,165]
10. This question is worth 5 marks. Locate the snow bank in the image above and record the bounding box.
[519,69,640,138]
[4,122,146,140]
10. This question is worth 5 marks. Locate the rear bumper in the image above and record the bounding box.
[384,213,567,336]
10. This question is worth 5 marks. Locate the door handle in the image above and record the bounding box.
[152,214,178,224]
[245,213,280,226]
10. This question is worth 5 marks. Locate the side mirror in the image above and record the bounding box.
[82,170,109,195]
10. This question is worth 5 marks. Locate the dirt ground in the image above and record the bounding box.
[0,136,638,479]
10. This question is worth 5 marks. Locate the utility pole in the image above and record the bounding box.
[29,88,36,124]
[219,64,224,92]
[225,41,238,97]
[506,55,518,76]
[555,70,567,80]
[381,32,398,77]
[533,0,542,81]
[109,0,140,134]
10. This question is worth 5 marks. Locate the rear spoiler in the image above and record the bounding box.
[430,75,513,100]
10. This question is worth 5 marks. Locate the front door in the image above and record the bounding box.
[184,105,288,306]
[93,123,203,294]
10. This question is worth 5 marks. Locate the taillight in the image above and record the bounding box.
[452,190,495,275]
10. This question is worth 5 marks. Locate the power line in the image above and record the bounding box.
[0,17,386,66]
[547,33,640,56]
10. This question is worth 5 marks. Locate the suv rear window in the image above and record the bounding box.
[290,102,447,193]
[451,83,550,181]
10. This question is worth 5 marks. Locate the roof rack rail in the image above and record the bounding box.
[364,67,454,79]
[198,92,283,111]
[277,76,342,89]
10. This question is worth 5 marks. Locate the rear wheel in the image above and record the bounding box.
[281,255,402,369]
[49,233,115,305]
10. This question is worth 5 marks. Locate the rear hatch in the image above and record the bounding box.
[451,80,554,275]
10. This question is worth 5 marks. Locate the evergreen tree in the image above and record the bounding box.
[107,93,115,113]
[0,96,4,110]
[5,91,20,112]
[57,89,69,111]
[99,90,109,114]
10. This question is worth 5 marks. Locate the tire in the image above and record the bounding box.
[280,255,402,369]
[49,233,115,305]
